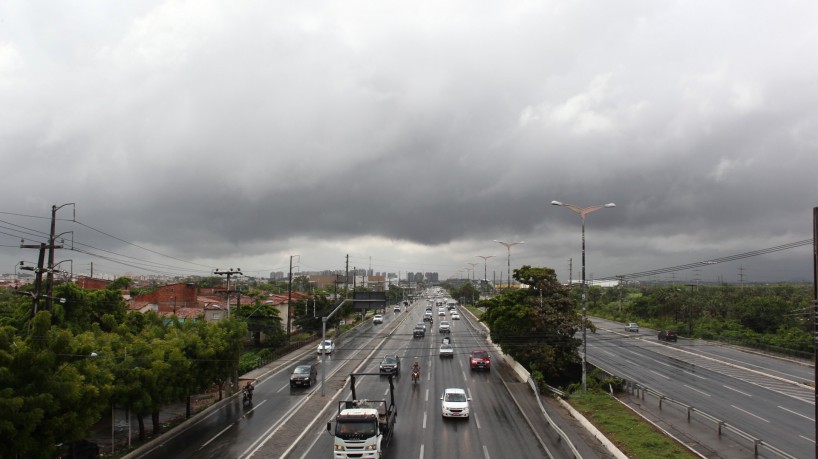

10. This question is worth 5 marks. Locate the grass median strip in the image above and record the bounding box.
[569,390,697,459]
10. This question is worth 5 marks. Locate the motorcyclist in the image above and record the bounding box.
[411,361,420,379]
[243,380,254,401]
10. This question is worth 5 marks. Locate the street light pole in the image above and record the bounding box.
[477,255,495,296]
[552,200,616,393]
[494,240,524,290]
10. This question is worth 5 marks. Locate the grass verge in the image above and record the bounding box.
[568,390,697,459]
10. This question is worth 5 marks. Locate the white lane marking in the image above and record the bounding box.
[199,424,234,449]
[683,384,711,397]
[276,383,289,393]
[649,369,671,380]
[800,435,816,443]
[420,444,425,458]
[423,411,427,429]
[474,411,481,429]
[483,444,491,459]
[731,405,770,423]
[779,405,814,421]
[198,399,267,450]
[425,388,429,402]
[682,370,707,380]
[723,385,752,397]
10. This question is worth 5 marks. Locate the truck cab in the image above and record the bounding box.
[327,373,396,459]
[329,406,383,458]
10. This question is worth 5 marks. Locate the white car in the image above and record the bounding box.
[317,339,335,354]
[625,323,639,332]
[438,321,451,333]
[439,343,454,358]
[451,311,460,320]
[393,305,401,312]
[373,314,383,324]
[441,388,470,419]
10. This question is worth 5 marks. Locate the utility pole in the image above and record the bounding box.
[18,243,47,317]
[812,207,818,457]
[45,203,74,311]
[214,268,242,319]
[288,256,296,341]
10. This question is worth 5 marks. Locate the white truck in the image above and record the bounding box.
[327,373,396,458]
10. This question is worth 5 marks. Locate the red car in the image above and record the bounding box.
[469,349,491,371]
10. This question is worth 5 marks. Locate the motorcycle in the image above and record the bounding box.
[242,387,253,404]
[411,368,420,384]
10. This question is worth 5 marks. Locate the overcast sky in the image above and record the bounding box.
[1,1,816,285]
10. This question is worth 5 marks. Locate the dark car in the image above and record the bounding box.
[290,364,318,387]
[57,440,100,459]
[658,330,678,342]
[414,325,426,338]
[379,354,401,375]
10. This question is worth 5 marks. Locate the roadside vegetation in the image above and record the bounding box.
[0,275,357,458]
[443,266,812,458]
[581,282,813,357]
[570,389,697,459]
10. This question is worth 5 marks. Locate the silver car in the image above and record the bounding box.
[317,339,335,354]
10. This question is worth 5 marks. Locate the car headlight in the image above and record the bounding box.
[335,444,345,451]
[365,445,377,450]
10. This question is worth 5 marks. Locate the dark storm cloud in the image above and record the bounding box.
[1,1,816,282]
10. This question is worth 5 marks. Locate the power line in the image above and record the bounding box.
[597,239,813,282]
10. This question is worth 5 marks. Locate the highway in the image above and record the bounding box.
[587,318,815,458]
[135,295,597,459]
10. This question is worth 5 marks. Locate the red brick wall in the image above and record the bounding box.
[75,277,111,290]
[133,283,198,313]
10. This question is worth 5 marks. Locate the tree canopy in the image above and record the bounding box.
[479,265,582,385]
[0,282,247,457]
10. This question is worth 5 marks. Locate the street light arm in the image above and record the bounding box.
[552,201,616,219]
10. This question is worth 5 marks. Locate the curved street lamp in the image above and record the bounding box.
[551,200,615,393]
[493,240,524,290]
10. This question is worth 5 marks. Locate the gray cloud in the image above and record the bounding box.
[1,1,816,283]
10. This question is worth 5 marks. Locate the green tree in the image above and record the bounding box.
[481,266,582,385]
[0,313,112,459]
[107,276,133,292]
[240,300,285,347]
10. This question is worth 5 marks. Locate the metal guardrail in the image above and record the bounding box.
[527,377,582,459]
[623,380,797,459]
